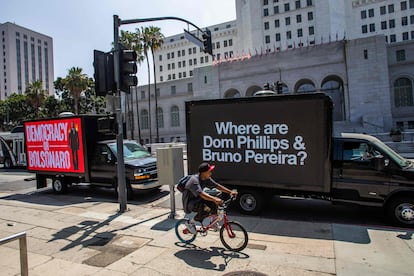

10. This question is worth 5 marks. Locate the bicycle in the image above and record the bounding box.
[175,195,248,252]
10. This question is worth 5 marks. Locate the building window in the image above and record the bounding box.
[364,49,368,59]
[308,12,313,21]
[274,6,279,14]
[396,50,406,61]
[411,15,414,24]
[264,22,270,30]
[171,85,176,95]
[394,77,413,107]
[263,0,268,5]
[171,106,180,127]
[402,16,408,26]
[264,8,269,16]
[140,110,149,129]
[401,1,407,10]
[362,25,368,33]
[286,31,292,39]
[403,32,409,40]
[276,33,281,41]
[285,17,291,25]
[388,4,394,13]
[295,0,301,9]
[381,21,387,30]
[284,3,290,11]
[274,20,284,30]
[309,26,314,35]
[369,23,375,32]
[265,35,270,43]
[296,14,302,23]
[204,76,208,84]
[159,55,162,61]
[297,29,303,37]
[361,10,367,19]
[306,0,313,6]
[141,90,146,99]
[389,19,396,28]
[390,34,397,42]
[216,41,220,49]
[410,0,414,8]
[167,53,170,59]
[368,8,374,17]
[160,76,163,82]
[380,6,386,15]
[157,107,164,128]
[187,82,193,92]
[229,39,233,46]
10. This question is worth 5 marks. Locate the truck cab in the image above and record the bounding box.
[332,133,414,226]
[89,139,158,196]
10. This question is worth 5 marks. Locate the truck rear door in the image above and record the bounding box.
[332,139,390,205]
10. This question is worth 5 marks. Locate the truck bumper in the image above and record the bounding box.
[130,180,161,190]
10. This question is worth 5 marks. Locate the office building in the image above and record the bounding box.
[0,22,54,100]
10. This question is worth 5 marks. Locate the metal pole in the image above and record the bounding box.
[114,15,127,212]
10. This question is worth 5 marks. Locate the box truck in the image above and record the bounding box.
[24,115,159,198]
[185,93,414,227]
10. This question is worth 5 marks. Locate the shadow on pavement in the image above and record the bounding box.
[174,245,249,272]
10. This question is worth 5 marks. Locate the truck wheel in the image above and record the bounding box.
[238,190,264,215]
[3,158,12,169]
[386,196,414,227]
[52,178,67,194]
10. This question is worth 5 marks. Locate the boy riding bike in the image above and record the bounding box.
[182,162,238,233]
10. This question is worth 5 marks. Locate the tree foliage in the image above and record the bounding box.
[0,68,106,131]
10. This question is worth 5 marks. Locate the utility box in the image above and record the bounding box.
[156,147,184,186]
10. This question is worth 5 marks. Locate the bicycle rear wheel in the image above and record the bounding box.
[219,221,248,252]
[175,219,197,244]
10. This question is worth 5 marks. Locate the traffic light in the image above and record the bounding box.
[276,81,283,94]
[119,49,138,93]
[202,29,212,55]
[93,50,115,96]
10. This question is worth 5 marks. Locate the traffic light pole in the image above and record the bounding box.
[112,14,211,213]
[114,15,128,213]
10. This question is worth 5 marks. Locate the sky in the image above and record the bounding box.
[1,0,236,83]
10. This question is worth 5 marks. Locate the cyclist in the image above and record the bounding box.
[182,162,237,233]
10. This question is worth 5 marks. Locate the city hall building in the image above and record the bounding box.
[130,0,414,144]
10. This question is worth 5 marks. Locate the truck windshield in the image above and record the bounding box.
[109,142,150,160]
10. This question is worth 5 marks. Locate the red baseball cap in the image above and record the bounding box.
[198,162,215,173]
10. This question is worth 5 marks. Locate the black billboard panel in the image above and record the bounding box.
[186,93,333,193]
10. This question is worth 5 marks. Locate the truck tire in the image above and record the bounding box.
[238,189,264,215]
[52,177,67,194]
[386,196,414,227]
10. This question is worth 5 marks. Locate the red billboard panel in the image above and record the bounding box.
[24,118,85,173]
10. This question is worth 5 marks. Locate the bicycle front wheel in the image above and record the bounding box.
[175,219,197,244]
[220,221,248,252]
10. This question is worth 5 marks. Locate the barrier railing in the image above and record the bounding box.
[0,232,28,276]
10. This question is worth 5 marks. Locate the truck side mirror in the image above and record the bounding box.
[374,155,386,171]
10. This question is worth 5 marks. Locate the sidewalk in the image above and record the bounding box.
[0,188,414,275]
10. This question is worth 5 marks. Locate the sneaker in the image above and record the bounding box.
[185,220,196,234]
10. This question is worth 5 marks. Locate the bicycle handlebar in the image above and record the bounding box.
[220,195,236,209]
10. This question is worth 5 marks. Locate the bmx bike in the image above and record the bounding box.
[175,195,248,252]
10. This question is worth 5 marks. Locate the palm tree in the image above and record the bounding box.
[139,26,164,143]
[63,67,90,115]
[139,26,153,143]
[147,26,164,143]
[119,30,145,142]
[25,80,47,118]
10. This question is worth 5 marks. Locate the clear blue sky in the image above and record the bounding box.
[1,0,236,83]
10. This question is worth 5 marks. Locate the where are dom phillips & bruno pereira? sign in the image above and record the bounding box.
[24,117,85,173]
[186,94,333,191]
